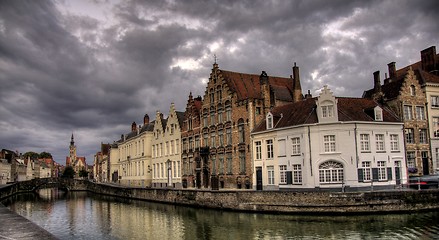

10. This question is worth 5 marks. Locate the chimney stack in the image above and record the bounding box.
[292,62,303,102]
[144,114,149,125]
[421,46,437,75]
[131,121,137,132]
[373,71,381,93]
[388,62,396,82]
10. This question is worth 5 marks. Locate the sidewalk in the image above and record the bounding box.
[0,205,57,240]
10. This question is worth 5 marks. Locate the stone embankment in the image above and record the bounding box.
[1,179,439,215]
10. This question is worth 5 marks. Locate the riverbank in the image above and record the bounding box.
[1,179,439,215]
[87,182,439,215]
[0,203,58,239]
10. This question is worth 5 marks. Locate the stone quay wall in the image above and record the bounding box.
[86,182,439,214]
[1,179,439,214]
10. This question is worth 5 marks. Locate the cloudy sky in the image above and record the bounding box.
[0,0,438,164]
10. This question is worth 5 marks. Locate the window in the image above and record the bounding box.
[434,117,439,137]
[225,101,231,121]
[255,141,262,160]
[195,136,200,149]
[390,134,399,151]
[322,105,334,118]
[171,123,175,134]
[361,161,371,182]
[218,130,224,146]
[407,151,416,168]
[375,134,385,152]
[319,161,343,184]
[323,135,336,153]
[403,105,413,120]
[267,114,273,129]
[267,166,274,185]
[219,154,224,174]
[210,89,214,103]
[203,133,208,147]
[217,104,223,124]
[419,129,428,144]
[239,151,245,174]
[226,128,232,145]
[431,96,439,107]
[416,106,425,120]
[410,85,416,96]
[203,112,208,127]
[189,138,193,151]
[293,164,302,184]
[170,140,174,155]
[360,134,370,152]
[210,132,216,147]
[278,139,286,157]
[405,128,414,144]
[279,165,287,184]
[256,107,261,115]
[210,110,215,125]
[266,139,274,159]
[211,155,216,175]
[374,108,383,121]
[377,161,387,181]
[227,153,232,174]
[291,137,300,155]
[238,119,245,143]
[176,140,179,154]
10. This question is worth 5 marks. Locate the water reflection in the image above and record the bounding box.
[2,189,439,240]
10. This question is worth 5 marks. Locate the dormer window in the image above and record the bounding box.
[374,106,383,121]
[322,104,334,118]
[267,113,273,129]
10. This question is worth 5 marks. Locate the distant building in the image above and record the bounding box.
[66,134,86,176]
[364,46,439,175]
[252,86,407,190]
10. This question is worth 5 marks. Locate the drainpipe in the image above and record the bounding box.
[354,123,359,168]
[308,126,313,176]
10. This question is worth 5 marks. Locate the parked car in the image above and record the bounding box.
[409,174,439,189]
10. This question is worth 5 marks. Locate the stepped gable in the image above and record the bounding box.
[253,97,399,132]
[220,70,294,101]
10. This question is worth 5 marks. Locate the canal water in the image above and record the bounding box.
[2,188,439,240]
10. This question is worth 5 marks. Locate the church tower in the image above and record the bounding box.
[67,133,77,166]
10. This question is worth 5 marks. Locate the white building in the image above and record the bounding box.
[151,103,184,188]
[251,86,408,191]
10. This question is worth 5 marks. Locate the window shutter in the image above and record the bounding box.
[357,169,364,182]
[387,167,392,181]
[286,171,292,184]
[372,168,379,182]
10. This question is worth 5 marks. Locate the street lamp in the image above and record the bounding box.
[167,159,172,188]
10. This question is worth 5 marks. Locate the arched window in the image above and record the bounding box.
[217,85,222,101]
[319,161,343,184]
[238,118,245,143]
[210,106,216,125]
[410,85,416,96]
[210,88,215,103]
[202,108,208,127]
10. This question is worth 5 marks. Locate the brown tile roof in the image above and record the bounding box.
[253,97,400,132]
[219,70,293,101]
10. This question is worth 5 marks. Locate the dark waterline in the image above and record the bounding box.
[2,188,439,240]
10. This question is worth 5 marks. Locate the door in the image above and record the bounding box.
[422,151,429,175]
[256,167,263,190]
[395,161,401,185]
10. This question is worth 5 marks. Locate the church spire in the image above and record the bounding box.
[70,133,75,146]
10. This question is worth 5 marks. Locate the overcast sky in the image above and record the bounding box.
[0,0,438,165]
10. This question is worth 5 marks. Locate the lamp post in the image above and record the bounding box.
[167,159,172,188]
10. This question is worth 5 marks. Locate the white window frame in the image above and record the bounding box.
[361,161,371,182]
[255,141,262,160]
[292,164,302,184]
[267,166,274,185]
[266,139,274,159]
[291,137,301,155]
[377,161,387,181]
[416,106,425,120]
[403,105,413,120]
[360,134,370,152]
[323,135,336,153]
[375,134,385,152]
[390,134,399,151]
[279,165,287,184]
[322,105,334,118]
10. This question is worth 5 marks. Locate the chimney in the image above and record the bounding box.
[373,71,381,93]
[305,90,312,99]
[292,62,303,102]
[144,114,149,125]
[131,121,137,132]
[259,71,268,85]
[421,46,437,74]
[388,62,396,81]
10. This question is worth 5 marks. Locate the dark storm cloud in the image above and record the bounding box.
[0,0,437,163]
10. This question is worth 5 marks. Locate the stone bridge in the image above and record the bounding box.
[16,178,88,192]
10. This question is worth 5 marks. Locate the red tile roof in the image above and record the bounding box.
[253,97,400,132]
[219,70,294,101]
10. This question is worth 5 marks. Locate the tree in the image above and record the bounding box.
[62,166,75,178]
[39,152,52,159]
[23,151,39,160]
[79,169,88,179]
